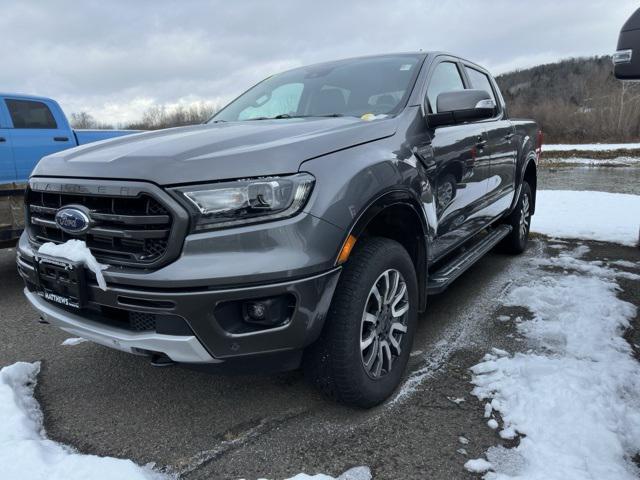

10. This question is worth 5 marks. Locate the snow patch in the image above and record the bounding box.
[283,467,371,480]
[61,337,88,346]
[610,259,638,269]
[464,458,493,473]
[0,361,167,480]
[38,240,108,290]
[541,157,640,167]
[534,245,640,281]
[470,254,640,479]
[532,190,640,246]
[543,143,640,151]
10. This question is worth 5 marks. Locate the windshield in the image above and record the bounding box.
[210,54,424,122]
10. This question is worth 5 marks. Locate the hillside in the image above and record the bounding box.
[496,56,640,143]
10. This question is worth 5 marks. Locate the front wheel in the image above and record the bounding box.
[304,237,418,408]
[500,181,533,254]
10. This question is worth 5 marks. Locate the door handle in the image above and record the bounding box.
[0,137,5,143]
[53,136,69,142]
[503,133,514,141]
[475,137,487,149]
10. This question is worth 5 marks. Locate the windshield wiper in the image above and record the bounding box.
[247,113,345,121]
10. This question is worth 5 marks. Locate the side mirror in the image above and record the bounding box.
[615,8,640,79]
[427,89,495,127]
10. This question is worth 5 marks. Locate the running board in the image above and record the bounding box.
[427,225,512,295]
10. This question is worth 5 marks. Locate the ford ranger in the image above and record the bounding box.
[17,53,540,407]
[0,93,137,246]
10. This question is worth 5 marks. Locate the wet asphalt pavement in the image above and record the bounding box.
[2,236,638,480]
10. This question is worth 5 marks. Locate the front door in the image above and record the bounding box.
[5,98,74,182]
[423,59,493,259]
[0,101,16,184]
[0,128,16,184]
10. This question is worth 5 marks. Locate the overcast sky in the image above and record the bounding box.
[3,0,637,125]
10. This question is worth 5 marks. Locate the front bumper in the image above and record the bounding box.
[25,289,215,363]
[18,238,342,369]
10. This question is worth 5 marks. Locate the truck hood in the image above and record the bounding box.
[32,116,398,185]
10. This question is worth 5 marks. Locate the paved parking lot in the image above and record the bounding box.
[1,237,638,479]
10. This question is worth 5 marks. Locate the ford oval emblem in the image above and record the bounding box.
[55,207,91,235]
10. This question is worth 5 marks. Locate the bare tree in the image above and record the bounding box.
[126,102,221,130]
[69,111,114,130]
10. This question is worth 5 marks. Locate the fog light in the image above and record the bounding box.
[246,302,267,321]
[241,296,293,327]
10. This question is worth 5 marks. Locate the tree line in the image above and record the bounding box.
[71,56,638,143]
[496,55,640,143]
[70,102,220,130]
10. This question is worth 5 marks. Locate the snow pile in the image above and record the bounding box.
[284,467,371,480]
[544,143,640,152]
[541,156,640,166]
[532,190,640,246]
[38,240,108,290]
[0,361,167,480]
[469,252,640,479]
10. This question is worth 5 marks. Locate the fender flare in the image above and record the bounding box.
[510,153,538,214]
[337,188,431,312]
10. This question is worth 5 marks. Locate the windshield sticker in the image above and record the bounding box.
[361,113,388,121]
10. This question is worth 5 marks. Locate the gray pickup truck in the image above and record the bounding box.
[17,52,539,407]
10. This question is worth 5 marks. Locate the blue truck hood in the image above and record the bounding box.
[32,117,398,185]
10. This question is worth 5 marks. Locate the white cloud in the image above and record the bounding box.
[3,0,637,124]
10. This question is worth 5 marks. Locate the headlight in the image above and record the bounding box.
[171,173,314,231]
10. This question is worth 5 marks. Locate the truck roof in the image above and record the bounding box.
[0,92,56,102]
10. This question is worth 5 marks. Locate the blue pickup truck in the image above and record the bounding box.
[0,93,138,245]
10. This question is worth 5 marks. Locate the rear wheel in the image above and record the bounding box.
[437,173,457,212]
[304,237,418,408]
[500,181,532,254]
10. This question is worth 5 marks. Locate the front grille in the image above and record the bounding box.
[26,186,175,267]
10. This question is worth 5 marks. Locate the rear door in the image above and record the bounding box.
[462,65,517,217]
[424,58,493,259]
[0,100,16,183]
[5,98,75,182]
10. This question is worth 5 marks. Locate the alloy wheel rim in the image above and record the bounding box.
[519,193,530,239]
[360,269,410,379]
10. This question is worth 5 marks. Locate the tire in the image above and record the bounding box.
[304,237,418,408]
[499,181,533,254]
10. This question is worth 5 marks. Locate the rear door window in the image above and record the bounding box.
[6,99,58,129]
[426,62,465,113]
[464,67,497,105]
